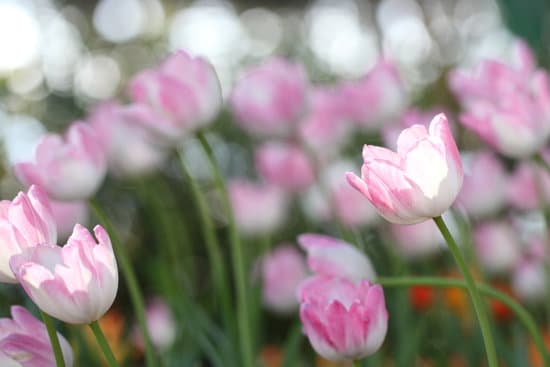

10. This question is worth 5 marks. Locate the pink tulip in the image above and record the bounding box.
[129,50,222,142]
[298,234,376,282]
[255,141,315,192]
[0,185,56,283]
[512,260,547,303]
[507,163,550,211]
[346,113,463,224]
[449,40,550,158]
[0,305,74,366]
[457,151,507,218]
[13,122,107,201]
[134,298,176,352]
[10,224,118,324]
[342,59,407,130]
[230,57,308,137]
[260,245,308,313]
[390,221,444,260]
[298,275,388,361]
[473,221,521,274]
[49,200,88,240]
[228,179,289,235]
[89,102,169,177]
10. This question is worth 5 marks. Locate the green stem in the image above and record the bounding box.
[39,310,66,367]
[377,275,550,367]
[197,132,254,367]
[89,200,157,367]
[89,321,120,367]
[178,151,233,334]
[433,216,497,367]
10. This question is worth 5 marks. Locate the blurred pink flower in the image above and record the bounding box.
[255,141,315,192]
[457,151,507,218]
[0,185,56,283]
[228,179,288,235]
[89,102,169,177]
[298,276,388,361]
[342,59,407,131]
[346,114,463,224]
[10,224,118,324]
[449,40,550,158]
[14,122,107,201]
[230,57,308,136]
[298,234,376,282]
[49,200,89,240]
[507,163,550,211]
[134,298,176,352]
[129,50,222,141]
[390,221,444,260]
[473,221,521,274]
[512,259,547,303]
[0,305,74,366]
[260,245,308,313]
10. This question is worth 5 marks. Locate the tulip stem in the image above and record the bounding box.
[178,151,233,335]
[89,200,158,367]
[433,216,498,367]
[377,275,550,367]
[39,310,66,367]
[89,321,120,367]
[197,131,254,367]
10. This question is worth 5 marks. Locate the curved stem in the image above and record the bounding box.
[89,321,120,367]
[89,200,157,367]
[178,151,233,334]
[377,275,550,367]
[197,132,254,367]
[39,310,66,367]
[433,216,497,367]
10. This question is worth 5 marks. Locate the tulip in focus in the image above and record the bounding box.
[0,305,74,366]
[229,179,289,235]
[10,224,118,324]
[129,50,222,142]
[298,276,388,361]
[346,113,463,224]
[298,233,376,282]
[14,122,107,201]
[449,40,550,158]
[0,185,56,283]
[260,245,308,313]
[230,57,308,137]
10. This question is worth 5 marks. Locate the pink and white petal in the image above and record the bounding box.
[396,124,429,155]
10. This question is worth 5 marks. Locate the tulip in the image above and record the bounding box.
[129,50,222,142]
[390,221,444,260]
[89,102,169,177]
[255,141,315,192]
[260,245,308,313]
[0,305,74,366]
[448,40,550,158]
[346,113,463,224]
[13,122,107,201]
[473,221,521,274]
[298,275,388,361]
[512,260,547,303]
[507,163,550,211]
[298,234,376,282]
[134,298,176,352]
[228,179,289,235]
[49,199,89,240]
[10,224,118,324]
[0,185,56,283]
[230,57,308,137]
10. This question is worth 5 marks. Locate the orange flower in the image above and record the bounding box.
[409,285,435,311]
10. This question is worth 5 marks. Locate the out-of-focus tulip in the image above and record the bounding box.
[260,245,308,313]
[390,221,445,260]
[134,298,176,352]
[50,200,88,240]
[473,221,521,274]
[230,58,308,137]
[255,142,315,192]
[298,276,388,361]
[346,114,463,224]
[342,59,407,131]
[229,179,288,235]
[0,185,56,283]
[457,151,507,218]
[449,40,550,158]
[298,234,376,282]
[0,305,74,366]
[512,260,547,303]
[129,50,222,141]
[89,102,169,177]
[507,163,550,211]
[10,224,118,324]
[13,122,106,201]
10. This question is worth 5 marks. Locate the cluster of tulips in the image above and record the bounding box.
[2,33,550,367]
